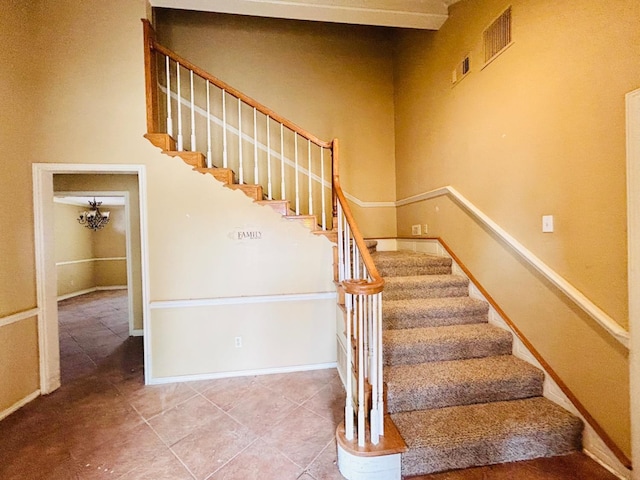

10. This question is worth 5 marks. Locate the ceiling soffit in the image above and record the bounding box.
[150,0,458,30]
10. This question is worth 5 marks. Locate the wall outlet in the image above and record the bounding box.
[423,224,428,234]
[412,224,421,235]
[234,336,242,348]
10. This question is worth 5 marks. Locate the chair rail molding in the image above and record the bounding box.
[396,185,630,348]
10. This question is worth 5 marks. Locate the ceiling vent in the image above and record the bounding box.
[483,6,512,65]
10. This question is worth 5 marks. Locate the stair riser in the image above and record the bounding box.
[383,313,487,330]
[401,432,582,477]
[377,265,452,277]
[386,379,543,413]
[383,286,468,301]
[384,339,512,366]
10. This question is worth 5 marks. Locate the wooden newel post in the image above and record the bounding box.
[142,19,159,134]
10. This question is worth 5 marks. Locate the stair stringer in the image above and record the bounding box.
[383,237,631,480]
[143,151,338,383]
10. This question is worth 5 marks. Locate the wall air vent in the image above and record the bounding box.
[451,54,470,86]
[483,6,512,65]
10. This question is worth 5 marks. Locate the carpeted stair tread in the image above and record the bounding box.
[385,355,543,413]
[372,250,452,277]
[384,297,488,330]
[392,397,583,476]
[384,323,512,365]
[383,275,469,301]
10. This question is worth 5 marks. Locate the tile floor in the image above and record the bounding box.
[0,291,620,480]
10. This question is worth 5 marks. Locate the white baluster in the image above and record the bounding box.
[266,116,272,200]
[295,135,300,215]
[280,124,285,200]
[370,292,380,444]
[308,140,313,216]
[176,62,183,151]
[222,89,228,168]
[253,107,258,184]
[344,291,355,441]
[206,80,212,168]
[377,291,384,437]
[165,56,173,137]
[358,293,366,447]
[190,70,196,151]
[238,98,243,184]
[320,148,326,231]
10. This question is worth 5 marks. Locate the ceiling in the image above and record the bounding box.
[55,196,125,207]
[149,0,461,30]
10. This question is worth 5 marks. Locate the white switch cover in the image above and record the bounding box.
[542,215,554,233]
[412,225,421,235]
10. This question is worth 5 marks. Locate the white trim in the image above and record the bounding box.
[0,308,40,328]
[149,0,449,30]
[626,87,640,480]
[57,287,97,302]
[149,291,337,309]
[132,329,144,337]
[33,164,149,393]
[55,257,126,266]
[394,186,630,348]
[56,286,127,302]
[149,362,337,385]
[0,390,40,422]
[344,195,396,208]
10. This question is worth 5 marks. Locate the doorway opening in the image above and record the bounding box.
[33,164,149,394]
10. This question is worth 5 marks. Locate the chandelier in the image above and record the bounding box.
[77,198,110,231]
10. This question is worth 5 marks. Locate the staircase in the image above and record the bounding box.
[141,20,587,479]
[371,246,583,477]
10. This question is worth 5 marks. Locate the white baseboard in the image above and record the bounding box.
[57,287,97,301]
[57,286,127,301]
[0,390,40,421]
[131,329,144,337]
[148,362,338,385]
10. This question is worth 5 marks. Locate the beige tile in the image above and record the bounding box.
[301,375,346,426]
[257,369,338,404]
[305,439,346,480]
[119,452,193,480]
[263,406,336,468]
[226,383,298,435]
[170,412,257,479]
[207,438,303,480]
[149,394,224,446]
[124,382,198,420]
[199,375,257,410]
[74,424,167,479]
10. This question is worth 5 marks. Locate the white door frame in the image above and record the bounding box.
[626,88,640,478]
[54,191,136,336]
[33,164,150,393]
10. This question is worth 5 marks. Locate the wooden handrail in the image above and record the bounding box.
[333,144,384,296]
[141,19,332,150]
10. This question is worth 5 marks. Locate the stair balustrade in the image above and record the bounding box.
[142,20,332,230]
[142,19,386,452]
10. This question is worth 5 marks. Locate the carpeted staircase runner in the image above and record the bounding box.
[370,248,583,477]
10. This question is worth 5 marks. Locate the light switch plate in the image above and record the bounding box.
[542,215,554,233]
[412,225,421,235]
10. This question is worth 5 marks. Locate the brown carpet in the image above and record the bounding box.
[371,249,583,477]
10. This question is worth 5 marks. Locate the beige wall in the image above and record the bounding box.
[393,0,640,458]
[0,0,40,413]
[54,202,127,297]
[154,9,398,237]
